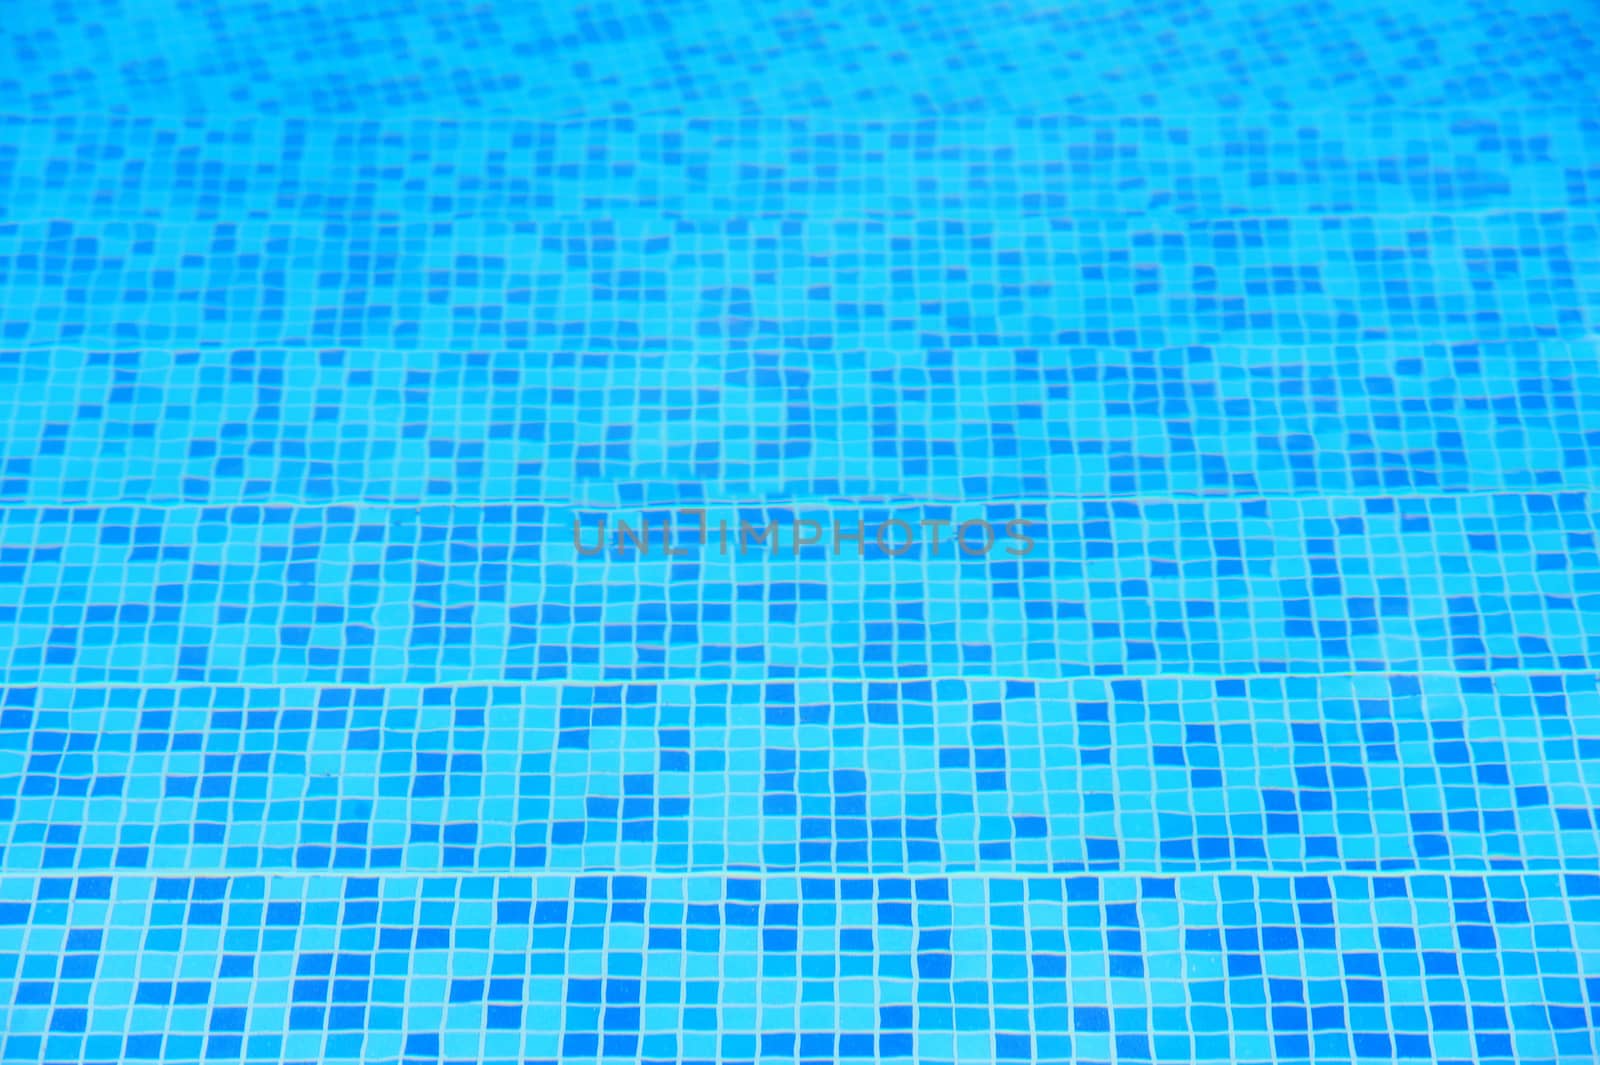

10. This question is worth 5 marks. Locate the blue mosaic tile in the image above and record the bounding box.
[0,873,1596,1065]
[2,343,1598,505]
[2,112,1597,222]
[2,215,1597,350]
[0,675,1597,875]
[0,496,1597,684]
[6,0,1600,1061]
[3,0,1597,115]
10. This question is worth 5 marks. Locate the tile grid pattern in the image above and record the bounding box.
[4,1,1600,1063]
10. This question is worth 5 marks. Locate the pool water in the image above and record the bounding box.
[2,1,1600,1063]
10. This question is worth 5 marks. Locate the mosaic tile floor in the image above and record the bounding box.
[3,1,1600,1063]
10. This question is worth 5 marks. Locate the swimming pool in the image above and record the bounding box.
[2,1,1599,1063]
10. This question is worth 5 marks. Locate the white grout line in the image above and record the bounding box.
[0,867,1573,879]
[4,209,1599,225]
[0,108,1591,122]
[2,488,1598,510]
[4,667,1596,689]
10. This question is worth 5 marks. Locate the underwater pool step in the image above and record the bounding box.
[3,110,1596,222]
[2,213,1595,351]
[1,870,1594,1063]
[4,342,1599,505]
[0,493,1595,685]
[4,0,1591,119]
[2,673,1598,875]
